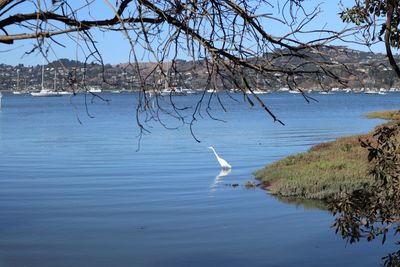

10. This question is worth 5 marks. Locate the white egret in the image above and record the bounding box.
[208,146,232,169]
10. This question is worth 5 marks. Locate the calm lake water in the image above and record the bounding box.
[0,92,398,267]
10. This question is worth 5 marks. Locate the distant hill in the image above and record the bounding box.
[0,46,398,92]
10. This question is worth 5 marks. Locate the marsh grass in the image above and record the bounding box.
[255,110,400,201]
[255,135,373,200]
[367,110,400,120]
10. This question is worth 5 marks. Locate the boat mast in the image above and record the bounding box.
[164,61,169,90]
[16,69,20,91]
[41,63,45,91]
[54,69,57,92]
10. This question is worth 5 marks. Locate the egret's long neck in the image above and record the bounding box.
[210,147,219,159]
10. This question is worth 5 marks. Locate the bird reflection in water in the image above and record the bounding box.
[210,168,231,192]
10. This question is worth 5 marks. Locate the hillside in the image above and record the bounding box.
[0,46,398,92]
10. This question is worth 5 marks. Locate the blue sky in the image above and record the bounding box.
[0,0,387,66]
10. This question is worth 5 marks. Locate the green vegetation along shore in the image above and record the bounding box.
[255,110,400,201]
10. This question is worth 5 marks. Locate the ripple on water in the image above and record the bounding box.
[0,92,398,267]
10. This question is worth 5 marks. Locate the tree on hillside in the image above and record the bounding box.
[0,0,359,139]
[341,0,400,78]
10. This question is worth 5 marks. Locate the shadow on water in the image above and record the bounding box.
[271,195,329,211]
[330,187,400,267]
[272,191,400,267]
[209,169,231,192]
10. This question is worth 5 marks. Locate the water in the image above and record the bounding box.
[0,92,398,267]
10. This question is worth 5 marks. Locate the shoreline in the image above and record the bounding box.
[254,110,400,201]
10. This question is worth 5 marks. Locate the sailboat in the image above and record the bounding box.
[12,69,27,94]
[160,62,186,96]
[31,65,70,97]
